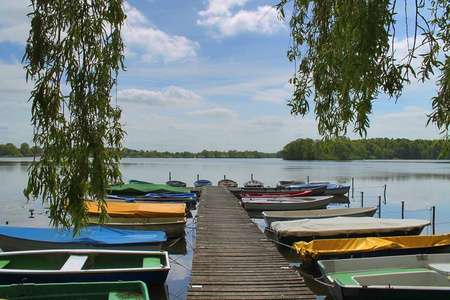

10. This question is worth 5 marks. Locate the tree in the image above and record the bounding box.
[277,0,449,153]
[22,0,126,234]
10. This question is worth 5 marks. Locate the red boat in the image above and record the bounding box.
[240,190,313,198]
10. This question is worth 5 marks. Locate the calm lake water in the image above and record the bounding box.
[0,158,449,299]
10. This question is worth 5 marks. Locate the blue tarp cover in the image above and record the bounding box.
[0,226,167,245]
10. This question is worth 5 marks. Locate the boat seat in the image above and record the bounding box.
[60,255,89,271]
[0,260,10,269]
[428,263,450,275]
[143,257,162,268]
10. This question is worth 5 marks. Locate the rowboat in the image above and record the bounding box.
[108,180,190,195]
[317,253,450,300]
[241,196,333,211]
[270,217,430,245]
[166,180,187,187]
[0,281,150,300]
[294,234,450,264]
[243,179,264,188]
[240,185,327,196]
[194,179,212,187]
[240,190,313,198]
[106,193,197,209]
[85,201,187,218]
[286,183,350,195]
[0,226,166,252]
[89,216,187,239]
[218,178,238,187]
[0,249,170,285]
[262,207,378,227]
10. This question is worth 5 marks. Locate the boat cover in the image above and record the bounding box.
[86,201,186,218]
[0,226,167,245]
[294,234,450,262]
[271,217,431,237]
[108,182,190,195]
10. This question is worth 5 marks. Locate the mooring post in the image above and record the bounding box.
[383,184,387,204]
[361,192,364,207]
[432,206,436,235]
[169,172,172,181]
[351,178,354,199]
[197,174,199,180]
[378,196,382,218]
[401,201,405,219]
[307,176,310,183]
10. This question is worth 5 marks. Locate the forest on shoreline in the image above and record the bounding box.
[1,138,448,160]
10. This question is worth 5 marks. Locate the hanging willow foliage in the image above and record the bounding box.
[22,0,126,233]
[277,0,449,147]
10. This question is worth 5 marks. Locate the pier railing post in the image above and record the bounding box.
[361,192,364,207]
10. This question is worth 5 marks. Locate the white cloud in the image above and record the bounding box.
[186,107,238,120]
[0,1,30,45]
[118,86,203,108]
[197,1,285,37]
[123,2,199,63]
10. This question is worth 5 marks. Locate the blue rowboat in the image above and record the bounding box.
[0,226,166,252]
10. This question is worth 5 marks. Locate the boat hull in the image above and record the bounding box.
[89,216,187,239]
[0,249,170,286]
[0,281,150,300]
[262,207,378,227]
[242,196,333,211]
[319,253,450,300]
[0,226,166,252]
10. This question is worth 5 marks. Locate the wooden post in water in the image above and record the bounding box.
[401,201,405,219]
[307,176,310,183]
[197,174,199,180]
[351,178,354,199]
[378,196,382,218]
[169,172,172,181]
[361,192,364,207]
[432,206,436,235]
[383,184,387,204]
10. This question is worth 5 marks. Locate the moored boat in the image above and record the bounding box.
[85,201,186,218]
[262,206,378,227]
[240,190,313,198]
[218,178,238,187]
[241,196,333,211]
[166,180,187,187]
[294,234,450,264]
[0,281,150,300]
[108,180,190,195]
[106,193,197,209]
[89,216,187,239]
[270,216,430,245]
[194,179,212,187]
[0,226,167,252]
[286,183,350,195]
[0,249,170,285]
[317,253,450,300]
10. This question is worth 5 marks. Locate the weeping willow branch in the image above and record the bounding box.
[277,0,449,149]
[22,0,126,234]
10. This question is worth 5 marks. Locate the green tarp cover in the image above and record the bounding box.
[108,181,190,195]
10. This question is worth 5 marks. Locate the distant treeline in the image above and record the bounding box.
[121,148,279,158]
[0,143,278,159]
[280,138,449,160]
[2,138,448,160]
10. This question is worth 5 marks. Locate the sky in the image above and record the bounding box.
[0,0,444,153]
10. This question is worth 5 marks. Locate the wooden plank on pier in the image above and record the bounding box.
[187,186,315,299]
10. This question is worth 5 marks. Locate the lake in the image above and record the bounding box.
[0,158,449,299]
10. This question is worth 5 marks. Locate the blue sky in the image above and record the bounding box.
[0,0,443,153]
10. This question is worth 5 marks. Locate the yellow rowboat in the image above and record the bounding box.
[89,216,187,239]
[85,201,186,218]
[294,234,450,264]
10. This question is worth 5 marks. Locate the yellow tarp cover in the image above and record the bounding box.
[294,234,450,263]
[85,201,186,218]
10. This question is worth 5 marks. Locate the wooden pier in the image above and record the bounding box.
[187,186,315,299]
